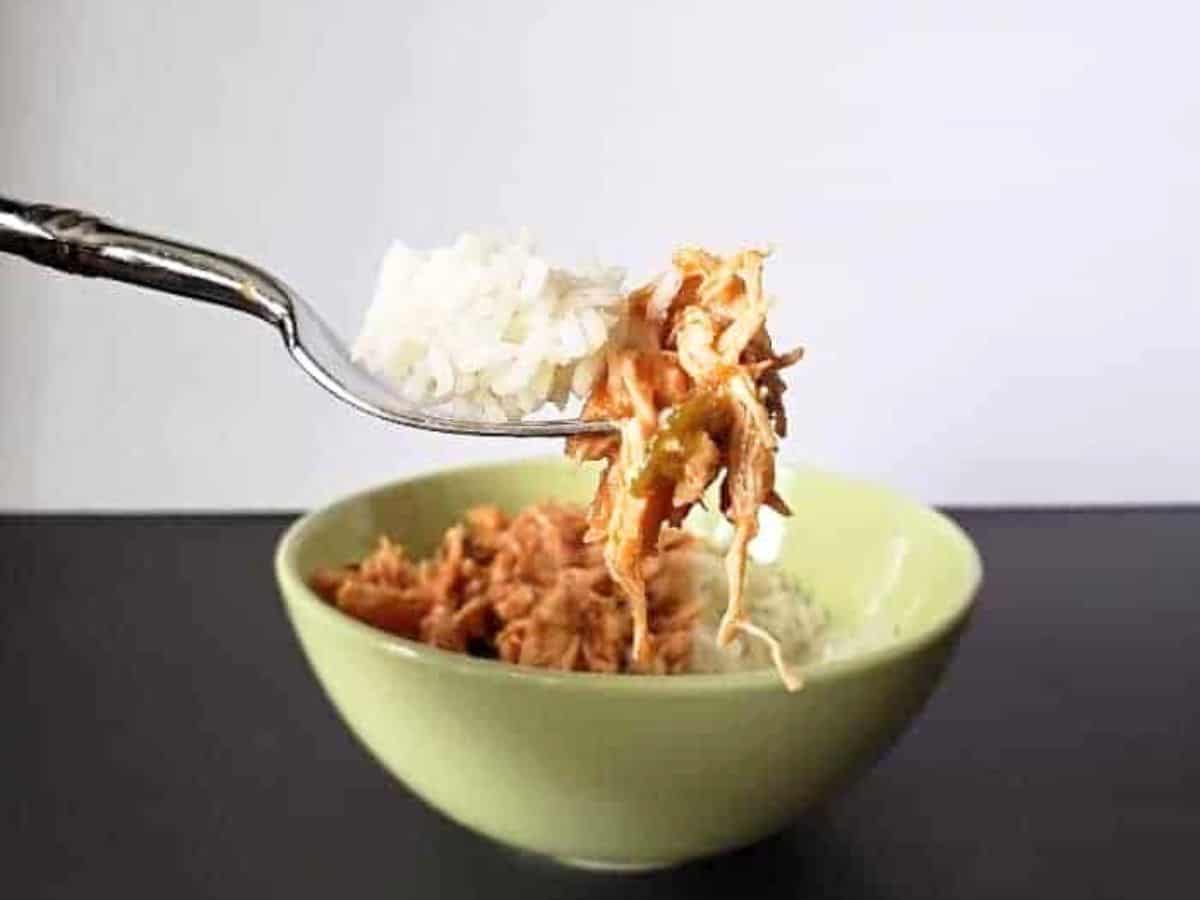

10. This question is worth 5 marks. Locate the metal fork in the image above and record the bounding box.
[0,195,614,437]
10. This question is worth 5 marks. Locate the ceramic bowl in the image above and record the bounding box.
[275,458,981,870]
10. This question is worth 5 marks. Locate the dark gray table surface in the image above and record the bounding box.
[2,509,1198,898]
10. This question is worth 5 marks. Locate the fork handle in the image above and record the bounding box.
[0,194,291,327]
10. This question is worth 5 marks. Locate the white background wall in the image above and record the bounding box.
[1,0,1196,511]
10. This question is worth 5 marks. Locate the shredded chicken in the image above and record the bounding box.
[311,247,803,687]
[309,504,700,675]
[566,247,802,682]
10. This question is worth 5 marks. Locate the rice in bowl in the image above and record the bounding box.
[309,503,825,687]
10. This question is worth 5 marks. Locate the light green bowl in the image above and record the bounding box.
[275,458,982,871]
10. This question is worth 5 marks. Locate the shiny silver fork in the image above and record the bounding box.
[0,195,614,438]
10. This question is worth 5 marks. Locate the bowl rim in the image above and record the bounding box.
[275,457,983,694]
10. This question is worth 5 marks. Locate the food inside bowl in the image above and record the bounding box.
[309,503,825,683]
[346,239,807,687]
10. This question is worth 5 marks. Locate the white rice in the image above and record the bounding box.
[352,229,626,421]
[685,538,827,676]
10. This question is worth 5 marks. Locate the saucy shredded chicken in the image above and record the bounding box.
[310,504,700,674]
[566,247,802,680]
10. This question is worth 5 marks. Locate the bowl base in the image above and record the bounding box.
[554,856,681,874]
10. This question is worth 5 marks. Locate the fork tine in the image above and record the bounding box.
[286,294,614,437]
